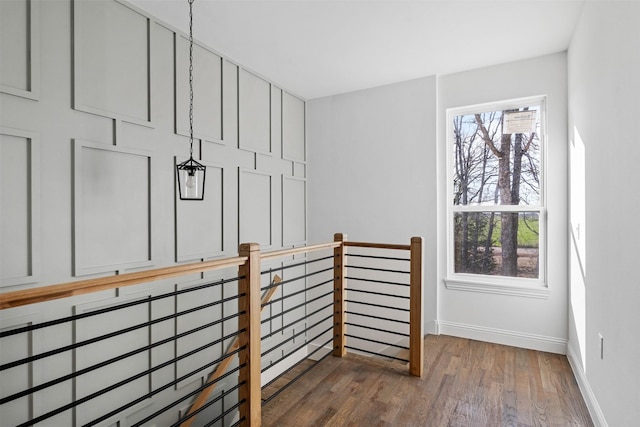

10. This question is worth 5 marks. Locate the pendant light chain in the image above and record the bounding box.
[188,0,195,158]
[176,0,206,200]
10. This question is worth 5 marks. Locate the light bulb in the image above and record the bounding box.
[186,174,196,189]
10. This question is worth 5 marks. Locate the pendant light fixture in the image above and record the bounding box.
[176,0,206,200]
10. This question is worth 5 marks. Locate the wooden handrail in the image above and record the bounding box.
[0,240,408,310]
[0,256,248,310]
[343,241,411,251]
[260,241,341,261]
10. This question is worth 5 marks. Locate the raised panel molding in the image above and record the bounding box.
[0,0,40,100]
[0,128,41,288]
[73,0,151,125]
[73,140,152,276]
[0,312,43,427]
[271,86,283,158]
[174,279,227,390]
[222,60,239,148]
[282,92,305,162]
[176,35,223,143]
[177,386,231,425]
[74,295,153,426]
[239,69,271,154]
[238,169,273,248]
[175,159,224,262]
[282,176,306,246]
[293,162,306,179]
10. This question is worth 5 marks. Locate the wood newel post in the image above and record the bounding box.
[238,243,262,426]
[333,233,347,357]
[409,236,424,377]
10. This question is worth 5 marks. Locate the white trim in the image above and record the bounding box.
[73,0,153,127]
[261,346,308,386]
[444,278,550,299]
[307,342,333,361]
[73,140,154,276]
[446,95,549,118]
[425,318,439,335]
[567,343,608,427]
[281,175,307,247]
[0,127,41,287]
[445,95,548,288]
[0,0,40,101]
[452,205,544,213]
[437,320,566,354]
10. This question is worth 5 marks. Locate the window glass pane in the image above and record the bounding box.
[453,211,539,278]
[452,106,541,206]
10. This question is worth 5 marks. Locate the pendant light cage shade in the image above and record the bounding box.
[176,157,206,200]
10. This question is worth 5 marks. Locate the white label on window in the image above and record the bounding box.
[504,110,537,134]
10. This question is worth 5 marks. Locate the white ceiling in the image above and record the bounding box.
[129,0,586,99]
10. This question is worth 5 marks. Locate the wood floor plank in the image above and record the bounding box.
[261,335,594,426]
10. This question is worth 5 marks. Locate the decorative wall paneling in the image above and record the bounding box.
[238,169,273,249]
[1,0,306,423]
[0,0,40,100]
[73,140,153,276]
[150,23,177,135]
[278,260,307,350]
[239,69,271,154]
[74,294,154,426]
[175,160,224,262]
[175,279,227,390]
[1,0,306,289]
[175,34,223,144]
[282,91,306,163]
[260,259,308,368]
[293,161,306,179]
[73,0,151,126]
[177,390,228,426]
[0,312,43,427]
[172,273,238,424]
[0,128,41,287]
[271,86,283,158]
[223,60,240,148]
[282,176,307,246]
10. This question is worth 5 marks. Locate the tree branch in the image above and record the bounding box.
[523,132,536,153]
[474,114,503,158]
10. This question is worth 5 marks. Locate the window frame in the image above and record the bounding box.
[445,95,548,293]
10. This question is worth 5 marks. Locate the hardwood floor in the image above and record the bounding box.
[261,335,593,426]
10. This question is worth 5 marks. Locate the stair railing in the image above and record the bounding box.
[0,234,423,427]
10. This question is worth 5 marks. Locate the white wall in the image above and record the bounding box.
[436,53,569,354]
[307,76,439,333]
[567,2,640,425]
[308,55,569,350]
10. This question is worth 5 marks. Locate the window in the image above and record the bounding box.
[447,97,545,286]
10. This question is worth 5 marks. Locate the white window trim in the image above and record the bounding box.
[445,95,548,297]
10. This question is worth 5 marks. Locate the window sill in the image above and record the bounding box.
[444,277,550,299]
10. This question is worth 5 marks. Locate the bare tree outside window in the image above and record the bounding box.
[451,102,543,279]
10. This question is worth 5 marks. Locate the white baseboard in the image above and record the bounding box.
[566,343,608,427]
[425,318,439,335]
[262,346,308,386]
[436,320,567,354]
[307,342,333,361]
